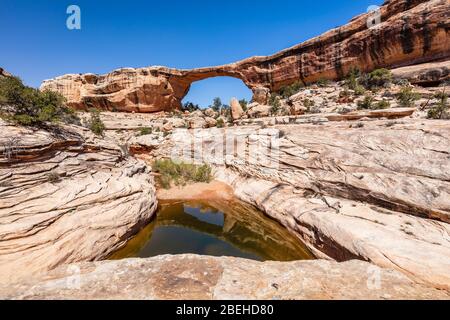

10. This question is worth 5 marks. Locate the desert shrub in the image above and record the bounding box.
[182,101,200,113]
[362,68,392,89]
[268,93,281,114]
[303,98,315,108]
[138,127,153,136]
[344,68,365,95]
[47,171,61,183]
[351,122,365,128]
[88,108,105,136]
[221,104,231,118]
[354,85,366,96]
[279,82,303,99]
[211,97,222,112]
[427,90,449,119]
[239,99,248,112]
[345,68,392,92]
[153,159,213,189]
[316,78,330,87]
[340,89,351,98]
[270,104,280,116]
[302,98,316,113]
[357,95,375,110]
[0,76,79,126]
[1,137,21,160]
[374,99,391,110]
[216,118,225,128]
[345,68,361,91]
[397,86,420,108]
[394,78,410,87]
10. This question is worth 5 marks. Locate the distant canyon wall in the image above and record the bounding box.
[41,0,450,112]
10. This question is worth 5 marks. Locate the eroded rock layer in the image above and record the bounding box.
[41,0,450,112]
[0,121,158,284]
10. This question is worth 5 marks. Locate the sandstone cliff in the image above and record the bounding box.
[41,0,450,112]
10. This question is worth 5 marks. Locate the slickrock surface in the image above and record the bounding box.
[41,0,450,112]
[391,60,450,86]
[0,120,157,284]
[236,108,417,126]
[1,255,448,300]
[157,119,450,290]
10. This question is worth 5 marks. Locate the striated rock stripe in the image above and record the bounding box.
[0,122,158,284]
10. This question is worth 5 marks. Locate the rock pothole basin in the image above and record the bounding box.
[110,199,313,261]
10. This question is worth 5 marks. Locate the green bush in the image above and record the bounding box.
[397,86,420,108]
[212,97,222,112]
[88,109,105,136]
[138,127,153,136]
[357,95,374,110]
[374,99,391,110]
[216,118,225,128]
[221,104,231,118]
[345,68,361,91]
[302,98,315,111]
[316,78,330,87]
[363,68,392,89]
[239,99,248,112]
[279,82,303,99]
[0,76,79,126]
[182,101,200,113]
[268,93,281,114]
[427,90,449,119]
[270,105,280,116]
[354,85,366,96]
[47,171,61,184]
[153,159,213,189]
[340,89,351,98]
[345,68,392,92]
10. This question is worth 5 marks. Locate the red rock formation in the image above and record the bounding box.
[41,0,450,112]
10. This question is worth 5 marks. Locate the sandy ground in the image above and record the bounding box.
[156,180,235,201]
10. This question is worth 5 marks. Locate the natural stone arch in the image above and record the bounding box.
[169,66,270,108]
[176,71,255,107]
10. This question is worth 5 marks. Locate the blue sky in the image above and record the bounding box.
[0,0,383,107]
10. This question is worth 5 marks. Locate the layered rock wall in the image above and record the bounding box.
[0,121,158,284]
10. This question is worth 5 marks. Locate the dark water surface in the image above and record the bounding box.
[110,199,313,261]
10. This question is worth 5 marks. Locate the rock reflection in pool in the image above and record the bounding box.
[110,199,313,261]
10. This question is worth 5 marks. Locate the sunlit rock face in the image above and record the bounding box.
[41,0,450,113]
[0,121,158,284]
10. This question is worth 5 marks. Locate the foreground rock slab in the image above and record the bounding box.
[0,121,157,284]
[1,255,447,300]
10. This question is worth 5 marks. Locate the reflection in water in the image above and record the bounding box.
[110,199,313,261]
